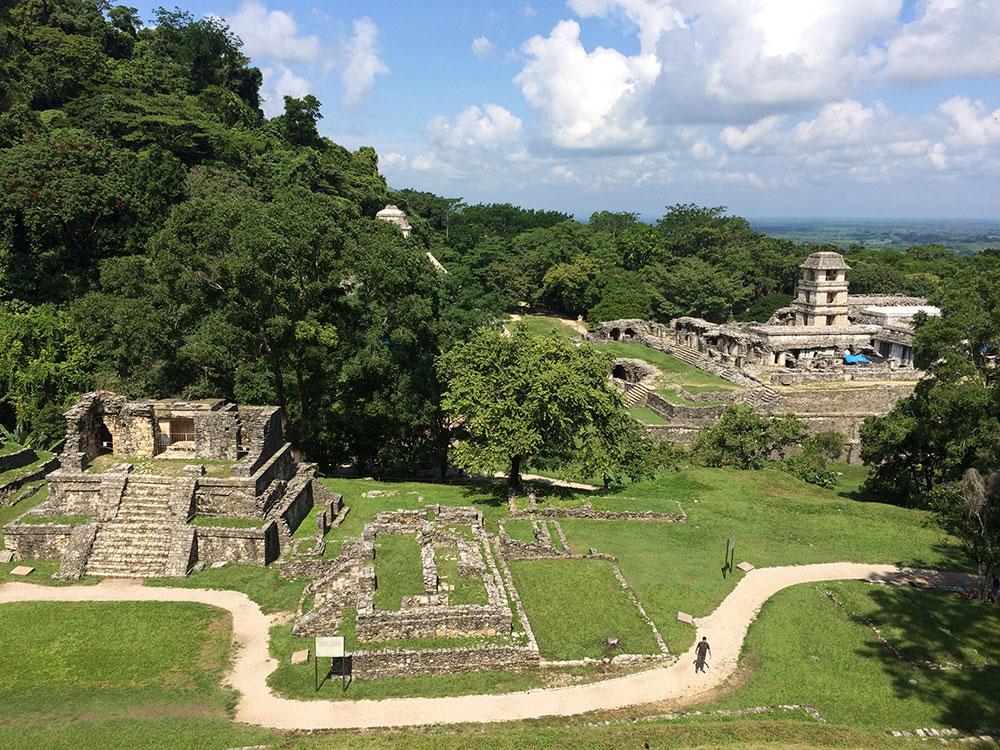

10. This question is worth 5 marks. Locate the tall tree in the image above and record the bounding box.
[439,326,648,488]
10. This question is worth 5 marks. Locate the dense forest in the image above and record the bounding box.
[1,1,997,478]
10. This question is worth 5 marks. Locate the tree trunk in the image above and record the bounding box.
[509,454,523,490]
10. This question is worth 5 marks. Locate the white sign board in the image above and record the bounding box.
[315,636,345,658]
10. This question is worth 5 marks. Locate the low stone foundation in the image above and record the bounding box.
[349,644,539,679]
[194,522,280,565]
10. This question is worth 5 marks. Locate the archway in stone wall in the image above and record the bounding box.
[97,422,113,455]
[612,364,627,380]
[624,328,636,340]
[610,328,621,341]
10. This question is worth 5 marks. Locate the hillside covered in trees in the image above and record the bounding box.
[1,0,997,479]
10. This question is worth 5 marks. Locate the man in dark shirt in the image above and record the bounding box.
[695,636,711,673]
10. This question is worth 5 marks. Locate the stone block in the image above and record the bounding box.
[0,550,14,563]
[10,565,34,576]
[291,649,309,664]
[676,611,694,624]
[736,561,755,572]
[211,560,229,569]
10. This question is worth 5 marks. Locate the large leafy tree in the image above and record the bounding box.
[439,326,649,487]
[861,261,1000,508]
[692,404,806,470]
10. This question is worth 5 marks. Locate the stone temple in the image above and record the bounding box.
[2,392,338,579]
[588,251,940,462]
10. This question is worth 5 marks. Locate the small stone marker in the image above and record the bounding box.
[736,561,755,572]
[10,565,34,576]
[291,649,309,664]
[677,611,694,624]
[210,561,228,569]
[0,550,14,563]
[191,561,206,573]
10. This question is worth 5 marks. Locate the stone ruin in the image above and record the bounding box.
[289,505,539,679]
[587,251,936,462]
[1,392,338,579]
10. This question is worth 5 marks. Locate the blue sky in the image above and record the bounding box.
[131,1,1000,220]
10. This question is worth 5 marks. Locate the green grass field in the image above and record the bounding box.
[510,558,662,659]
[591,341,740,391]
[629,406,671,423]
[703,582,1000,731]
[509,315,580,340]
[1,465,984,747]
[373,533,425,610]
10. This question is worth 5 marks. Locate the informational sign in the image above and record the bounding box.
[314,636,348,692]
[315,636,345,658]
[726,535,735,564]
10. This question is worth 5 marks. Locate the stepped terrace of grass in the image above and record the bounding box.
[590,340,740,392]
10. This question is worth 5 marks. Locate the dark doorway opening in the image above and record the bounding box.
[612,364,627,380]
[610,328,621,341]
[97,423,113,455]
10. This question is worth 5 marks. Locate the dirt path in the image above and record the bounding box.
[0,563,974,731]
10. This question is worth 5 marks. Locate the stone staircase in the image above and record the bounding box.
[661,343,759,387]
[623,382,651,408]
[84,479,178,578]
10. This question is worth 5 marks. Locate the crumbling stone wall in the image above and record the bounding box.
[349,645,539,679]
[355,599,512,641]
[2,522,75,558]
[0,448,37,473]
[194,522,279,565]
[193,406,240,460]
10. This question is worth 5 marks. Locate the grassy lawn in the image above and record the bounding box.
[317,477,510,534]
[658,388,728,406]
[590,341,740,391]
[145,563,308,614]
[0,450,54,486]
[373,533,424,611]
[188,516,263,528]
[702,582,1000,731]
[503,520,536,543]
[555,467,963,655]
[85,455,232,478]
[435,546,488,605]
[0,601,279,750]
[629,406,671,424]
[510,315,579,340]
[293,506,322,537]
[509,558,662,659]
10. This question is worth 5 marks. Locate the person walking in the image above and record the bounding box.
[694,636,711,673]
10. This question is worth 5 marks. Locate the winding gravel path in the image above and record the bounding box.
[0,563,973,730]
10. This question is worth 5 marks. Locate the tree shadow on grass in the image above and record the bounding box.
[851,584,1000,730]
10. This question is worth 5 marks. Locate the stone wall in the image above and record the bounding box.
[509,507,686,523]
[349,645,539,680]
[194,521,279,565]
[3,522,75,558]
[0,448,37,474]
[192,477,257,517]
[230,406,283,477]
[355,600,512,641]
[193,406,240,460]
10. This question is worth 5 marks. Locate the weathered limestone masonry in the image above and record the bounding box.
[589,252,928,463]
[2,392,321,578]
[291,505,537,679]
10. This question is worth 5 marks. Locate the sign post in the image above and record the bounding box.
[315,636,346,692]
[724,535,735,577]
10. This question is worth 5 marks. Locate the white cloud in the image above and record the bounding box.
[471,36,495,61]
[884,0,1000,83]
[427,104,523,152]
[258,65,312,117]
[225,0,321,63]
[513,19,660,150]
[720,115,785,151]
[569,0,685,53]
[937,96,1000,147]
[791,100,876,146]
[649,0,900,121]
[341,17,390,110]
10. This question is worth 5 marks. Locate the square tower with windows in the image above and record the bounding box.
[790,251,851,326]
